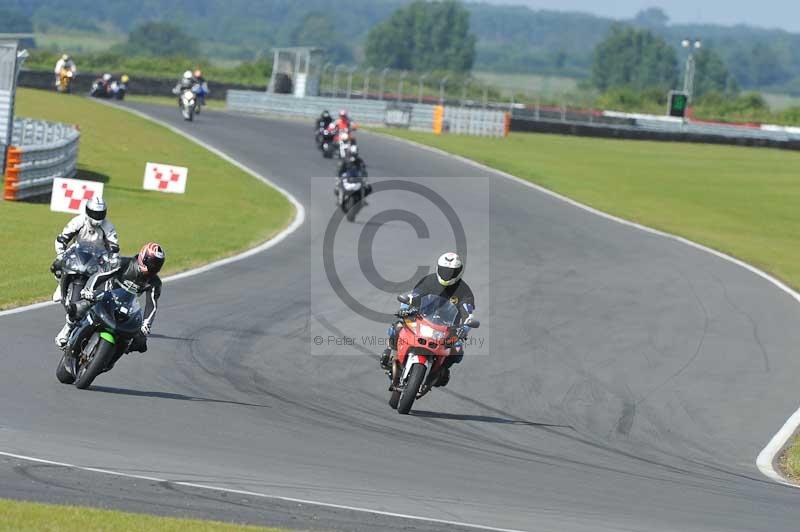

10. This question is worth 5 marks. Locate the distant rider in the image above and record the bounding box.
[52,197,119,348]
[173,70,196,101]
[192,69,209,108]
[316,110,333,130]
[54,54,76,87]
[68,243,165,363]
[328,109,352,137]
[337,144,367,179]
[379,252,476,388]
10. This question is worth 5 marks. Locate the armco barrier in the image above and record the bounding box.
[18,69,260,100]
[3,118,79,201]
[227,90,508,137]
[510,117,800,151]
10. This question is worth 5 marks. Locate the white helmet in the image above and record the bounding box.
[183,70,193,79]
[436,252,463,286]
[85,196,107,227]
[102,73,112,82]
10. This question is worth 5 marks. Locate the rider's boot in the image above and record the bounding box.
[379,348,392,370]
[54,317,74,349]
[433,367,450,388]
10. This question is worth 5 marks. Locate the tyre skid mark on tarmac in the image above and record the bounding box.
[367,131,800,487]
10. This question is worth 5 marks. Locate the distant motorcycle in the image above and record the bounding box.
[109,75,128,100]
[51,242,111,310]
[90,78,110,98]
[56,68,74,93]
[336,164,371,222]
[179,88,197,121]
[388,294,479,414]
[337,128,357,159]
[57,283,144,389]
[317,127,335,158]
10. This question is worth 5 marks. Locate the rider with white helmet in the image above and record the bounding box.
[51,197,119,347]
[379,252,476,387]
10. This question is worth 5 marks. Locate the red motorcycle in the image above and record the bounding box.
[389,294,479,414]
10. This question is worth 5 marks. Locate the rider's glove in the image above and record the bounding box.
[80,287,95,301]
[140,322,151,336]
[397,307,418,318]
[457,325,470,340]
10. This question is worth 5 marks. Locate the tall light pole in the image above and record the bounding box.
[418,72,429,104]
[398,71,407,103]
[346,66,357,99]
[681,38,701,102]
[379,67,389,101]
[439,75,449,104]
[332,64,345,98]
[362,67,373,99]
[321,63,332,96]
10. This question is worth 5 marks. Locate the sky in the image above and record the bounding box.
[479,1,800,33]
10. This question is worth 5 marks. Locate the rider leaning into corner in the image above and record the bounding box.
[380,252,476,387]
[52,197,119,347]
[67,243,165,363]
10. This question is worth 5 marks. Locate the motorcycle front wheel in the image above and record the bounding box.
[74,338,115,389]
[397,364,426,414]
[56,354,75,384]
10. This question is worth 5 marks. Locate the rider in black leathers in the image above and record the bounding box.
[68,243,165,368]
[379,252,476,387]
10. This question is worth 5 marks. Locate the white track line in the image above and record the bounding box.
[368,130,800,486]
[0,451,527,532]
[0,102,305,318]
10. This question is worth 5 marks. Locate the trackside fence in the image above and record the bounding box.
[226,90,510,137]
[3,118,80,201]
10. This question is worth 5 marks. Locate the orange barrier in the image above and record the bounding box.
[503,112,511,137]
[433,105,444,134]
[3,146,22,201]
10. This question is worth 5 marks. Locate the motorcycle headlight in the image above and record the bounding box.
[340,133,349,141]
[343,181,361,191]
[419,325,435,338]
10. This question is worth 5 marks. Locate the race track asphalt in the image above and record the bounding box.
[1,102,799,532]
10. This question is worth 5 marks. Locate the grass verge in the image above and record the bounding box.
[378,129,800,289]
[780,436,800,481]
[0,88,293,309]
[0,498,288,532]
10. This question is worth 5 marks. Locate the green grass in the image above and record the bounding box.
[379,129,800,290]
[0,498,288,532]
[780,436,800,481]
[0,88,293,309]
[34,30,124,54]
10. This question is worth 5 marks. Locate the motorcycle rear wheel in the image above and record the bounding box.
[74,339,115,389]
[397,364,426,414]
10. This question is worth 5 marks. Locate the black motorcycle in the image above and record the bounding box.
[57,284,144,389]
[319,127,335,158]
[52,242,110,310]
[336,165,371,222]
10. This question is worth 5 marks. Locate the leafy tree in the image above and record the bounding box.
[124,21,199,57]
[633,7,669,28]
[592,24,677,91]
[0,7,36,48]
[691,47,737,97]
[365,0,475,72]
[289,13,352,63]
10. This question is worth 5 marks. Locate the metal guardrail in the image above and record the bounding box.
[227,90,509,137]
[3,118,80,200]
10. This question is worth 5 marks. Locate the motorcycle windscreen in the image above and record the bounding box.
[417,294,459,326]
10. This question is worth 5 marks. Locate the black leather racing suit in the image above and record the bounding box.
[73,256,162,357]
[388,273,476,368]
